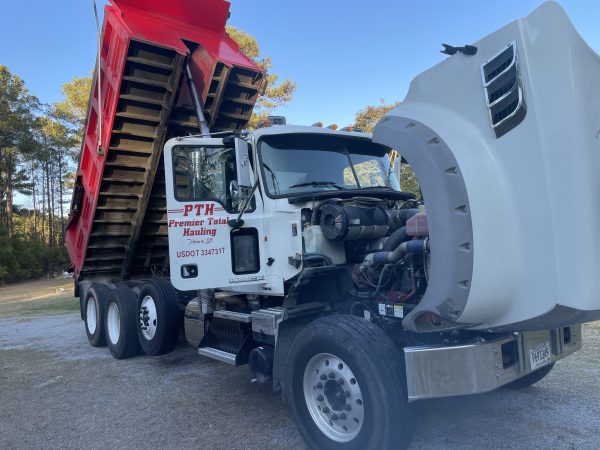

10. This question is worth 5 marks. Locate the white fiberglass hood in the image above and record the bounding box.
[374,1,600,332]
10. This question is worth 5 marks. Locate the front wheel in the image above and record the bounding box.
[285,315,415,450]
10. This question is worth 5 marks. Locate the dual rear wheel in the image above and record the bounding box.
[83,279,182,359]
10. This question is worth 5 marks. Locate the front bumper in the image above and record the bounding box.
[404,325,581,402]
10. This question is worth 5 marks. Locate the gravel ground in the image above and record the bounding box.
[1,312,599,449]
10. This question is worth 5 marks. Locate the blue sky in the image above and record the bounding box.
[1,0,599,127]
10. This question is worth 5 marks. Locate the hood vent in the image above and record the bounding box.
[481,42,526,138]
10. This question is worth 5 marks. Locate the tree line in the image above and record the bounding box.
[0,65,87,284]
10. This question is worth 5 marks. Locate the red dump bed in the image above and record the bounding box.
[65,0,264,282]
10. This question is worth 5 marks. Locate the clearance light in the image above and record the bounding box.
[311,122,323,127]
[327,124,338,130]
[340,126,353,132]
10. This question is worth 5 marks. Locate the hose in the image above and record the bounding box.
[382,226,409,252]
[365,239,428,265]
[302,253,333,266]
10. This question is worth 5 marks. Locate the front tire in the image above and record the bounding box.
[136,278,181,356]
[104,287,141,359]
[84,284,110,347]
[285,315,415,450]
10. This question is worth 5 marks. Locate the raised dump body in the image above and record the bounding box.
[65,0,264,284]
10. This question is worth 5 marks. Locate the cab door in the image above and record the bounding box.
[163,137,266,291]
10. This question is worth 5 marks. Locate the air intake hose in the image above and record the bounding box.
[365,239,428,265]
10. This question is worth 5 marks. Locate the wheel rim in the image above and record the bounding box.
[139,295,158,340]
[107,302,121,344]
[86,297,97,334]
[303,353,364,443]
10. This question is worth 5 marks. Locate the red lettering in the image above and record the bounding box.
[180,203,215,217]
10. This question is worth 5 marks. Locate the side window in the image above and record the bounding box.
[172,145,252,212]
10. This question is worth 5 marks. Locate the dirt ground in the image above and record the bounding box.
[1,281,599,449]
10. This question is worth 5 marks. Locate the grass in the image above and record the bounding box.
[0,278,79,317]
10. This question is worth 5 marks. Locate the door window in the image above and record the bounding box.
[172,145,253,213]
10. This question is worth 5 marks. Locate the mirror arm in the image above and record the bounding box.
[228,179,260,228]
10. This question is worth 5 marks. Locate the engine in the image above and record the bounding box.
[302,198,429,307]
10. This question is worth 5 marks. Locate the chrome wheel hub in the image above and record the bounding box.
[139,295,158,340]
[303,353,364,442]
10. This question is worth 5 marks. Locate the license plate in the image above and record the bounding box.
[529,340,551,371]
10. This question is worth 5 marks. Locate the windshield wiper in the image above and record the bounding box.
[361,185,395,190]
[289,181,344,190]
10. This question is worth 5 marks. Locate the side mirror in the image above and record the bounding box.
[229,180,240,199]
[234,138,253,188]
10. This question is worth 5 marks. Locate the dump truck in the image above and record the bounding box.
[66,1,600,448]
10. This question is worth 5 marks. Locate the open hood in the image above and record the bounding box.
[374,1,600,332]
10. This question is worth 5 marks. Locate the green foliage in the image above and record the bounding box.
[1,65,41,236]
[354,102,421,197]
[354,102,401,133]
[226,26,296,128]
[52,76,91,138]
[400,164,420,198]
[0,66,75,283]
[0,222,68,285]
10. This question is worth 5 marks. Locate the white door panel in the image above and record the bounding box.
[163,137,266,291]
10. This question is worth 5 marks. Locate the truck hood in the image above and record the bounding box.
[374,1,600,332]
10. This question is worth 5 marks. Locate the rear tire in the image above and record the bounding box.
[104,287,141,359]
[136,278,181,356]
[84,284,110,347]
[505,363,555,390]
[285,315,415,450]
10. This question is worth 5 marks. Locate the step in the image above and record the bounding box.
[251,308,283,335]
[213,310,252,323]
[198,347,237,365]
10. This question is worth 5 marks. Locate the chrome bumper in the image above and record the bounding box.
[404,325,582,402]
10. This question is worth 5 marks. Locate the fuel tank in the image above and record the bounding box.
[374,2,600,332]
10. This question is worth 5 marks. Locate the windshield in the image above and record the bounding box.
[258,134,400,197]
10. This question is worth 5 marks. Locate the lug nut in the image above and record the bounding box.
[328,372,336,379]
[320,374,327,381]
[322,406,330,414]
[316,382,323,389]
[331,414,338,421]
[316,395,324,402]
